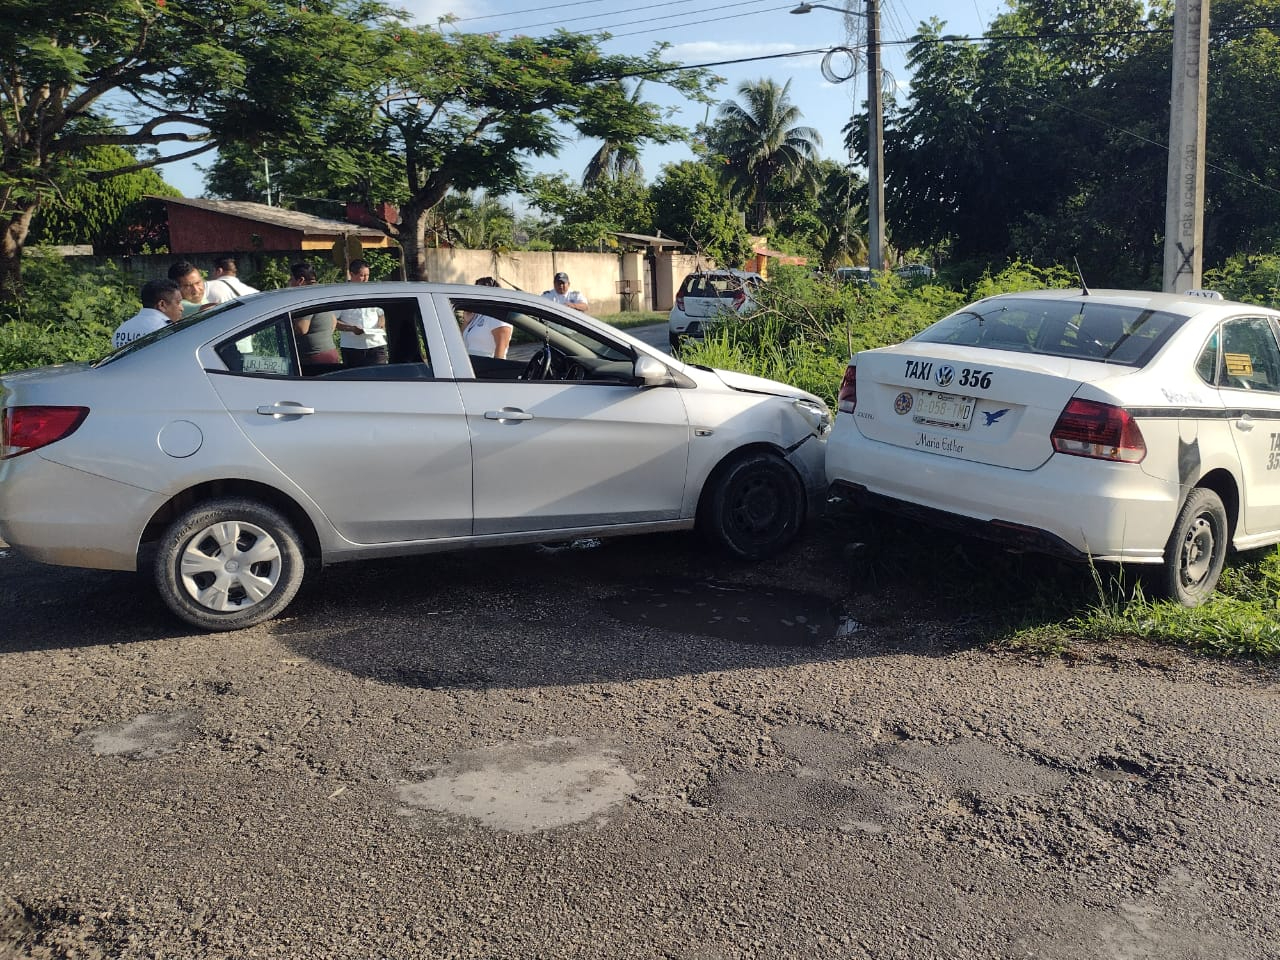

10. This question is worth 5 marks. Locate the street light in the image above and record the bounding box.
[791,1,885,272]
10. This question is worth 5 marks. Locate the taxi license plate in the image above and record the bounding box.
[913,390,976,430]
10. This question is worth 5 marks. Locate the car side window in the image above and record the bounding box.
[216,298,434,380]
[450,297,635,383]
[1195,330,1219,385]
[215,316,297,377]
[1219,317,1280,393]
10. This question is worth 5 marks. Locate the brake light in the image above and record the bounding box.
[837,364,857,414]
[1050,398,1145,463]
[731,291,746,310]
[675,292,685,311]
[1,406,89,459]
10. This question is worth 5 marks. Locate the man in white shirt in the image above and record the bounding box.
[335,259,388,366]
[204,256,259,305]
[542,271,589,312]
[112,279,184,349]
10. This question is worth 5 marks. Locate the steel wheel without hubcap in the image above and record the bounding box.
[1153,487,1228,607]
[155,498,305,630]
[699,451,805,560]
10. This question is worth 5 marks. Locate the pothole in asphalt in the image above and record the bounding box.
[690,768,895,833]
[395,738,637,834]
[879,737,1070,797]
[601,577,837,647]
[74,710,200,759]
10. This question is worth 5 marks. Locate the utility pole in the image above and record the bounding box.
[790,1,886,271]
[866,0,885,272]
[1163,0,1210,292]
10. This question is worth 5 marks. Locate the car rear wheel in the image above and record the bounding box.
[1153,487,1228,607]
[699,451,805,560]
[154,498,305,631]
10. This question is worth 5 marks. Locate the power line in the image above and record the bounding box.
[475,0,785,38]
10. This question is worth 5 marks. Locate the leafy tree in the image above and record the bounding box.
[0,0,396,302]
[432,191,516,251]
[650,161,752,267]
[706,78,822,233]
[770,160,868,268]
[289,27,711,280]
[30,141,180,253]
[582,81,647,188]
[526,172,653,251]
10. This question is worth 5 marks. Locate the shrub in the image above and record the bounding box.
[0,248,138,372]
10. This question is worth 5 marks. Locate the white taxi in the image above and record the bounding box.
[825,287,1280,605]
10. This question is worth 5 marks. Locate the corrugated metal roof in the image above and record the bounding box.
[155,196,387,239]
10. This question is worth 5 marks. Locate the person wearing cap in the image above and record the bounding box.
[542,271,589,312]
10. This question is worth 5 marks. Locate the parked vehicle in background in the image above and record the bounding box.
[0,283,830,631]
[668,270,764,352]
[826,287,1280,606]
[834,267,872,285]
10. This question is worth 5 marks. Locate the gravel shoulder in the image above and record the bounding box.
[1,521,1277,959]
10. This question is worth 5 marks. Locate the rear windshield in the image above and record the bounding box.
[912,298,1186,367]
[680,274,760,298]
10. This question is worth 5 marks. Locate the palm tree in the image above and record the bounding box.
[709,78,822,233]
[582,81,645,189]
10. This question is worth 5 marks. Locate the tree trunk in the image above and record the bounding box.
[396,200,432,281]
[0,205,36,307]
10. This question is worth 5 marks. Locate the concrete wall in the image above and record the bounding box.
[68,246,706,314]
[420,248,637,314]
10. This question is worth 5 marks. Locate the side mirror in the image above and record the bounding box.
[633,354,673,387]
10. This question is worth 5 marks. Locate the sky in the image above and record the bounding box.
[162,0,1004,198]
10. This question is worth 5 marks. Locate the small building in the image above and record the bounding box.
[155,197,392,255]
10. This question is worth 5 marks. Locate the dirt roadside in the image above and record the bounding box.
[0,521,1277,959]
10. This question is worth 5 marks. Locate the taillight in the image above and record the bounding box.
[837,364,857,414]
[675,293,685,311]
[1050,398,1145,463]
[1,406,89,459]
[731,291,746,310]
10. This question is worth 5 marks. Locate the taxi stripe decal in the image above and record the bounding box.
[1127,406,1280,420]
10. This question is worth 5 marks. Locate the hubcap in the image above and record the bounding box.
[731,474,780,535]
[1180,514,1215,586]
[179,520,282,612]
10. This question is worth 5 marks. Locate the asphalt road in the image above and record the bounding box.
[1,513,1278,959]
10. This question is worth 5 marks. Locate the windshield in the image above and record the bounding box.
[95,301,240,366]
[913,298,1186,367]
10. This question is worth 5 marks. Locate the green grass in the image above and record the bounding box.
[596,310,665,330]
[832,506,1280,660]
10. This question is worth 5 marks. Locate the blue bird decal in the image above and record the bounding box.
[982,408,1010,426]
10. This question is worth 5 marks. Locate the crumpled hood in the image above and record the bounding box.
[710,367,822,404]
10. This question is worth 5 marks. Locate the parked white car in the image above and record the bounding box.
[667,270,764,352]
[1,283,829,630]
[826,287,1280,605]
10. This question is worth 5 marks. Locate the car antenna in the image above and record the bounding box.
[1073,256,1091,296]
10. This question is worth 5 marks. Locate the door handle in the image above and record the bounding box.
[484,407,533,422]
[1235,413,1255,432]
[256,402,315,418]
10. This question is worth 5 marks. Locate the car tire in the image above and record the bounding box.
[668,333,681,355]
[154,498,305,631]
[698,451,805,560]
[1152,487,1228,607]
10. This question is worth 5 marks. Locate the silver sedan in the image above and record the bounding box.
[0,282,829,630]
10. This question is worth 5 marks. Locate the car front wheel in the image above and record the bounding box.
[1153,487,1228,607]
[699,451,805,560]
[154,498,305,631]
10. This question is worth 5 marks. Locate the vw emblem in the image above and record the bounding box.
[893,391,913,415]
[935,364,955,387]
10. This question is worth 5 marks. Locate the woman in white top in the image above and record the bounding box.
[462,311,513,358]
[461,277,513,358]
